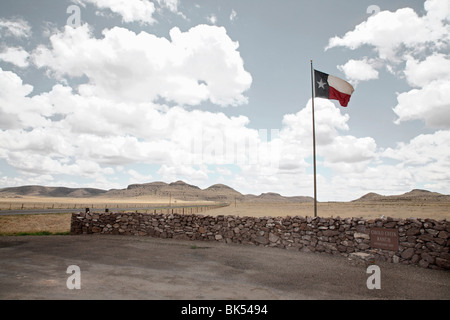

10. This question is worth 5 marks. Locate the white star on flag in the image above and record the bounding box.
[317,78,326,89]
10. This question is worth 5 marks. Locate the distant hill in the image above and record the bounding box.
[0,185,107,198]
[355,192,383,201]
[2,183,447,204]
[353,189,450,202]
[244,192,313,203]
[203,184,245,202]
[104,181,314,203]
[0,180,313,203]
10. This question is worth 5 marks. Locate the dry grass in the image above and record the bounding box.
[207,201,450,220]
[0,213,71,235]
[0,195,220,235]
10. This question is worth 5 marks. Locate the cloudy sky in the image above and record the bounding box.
[0,0,449,201]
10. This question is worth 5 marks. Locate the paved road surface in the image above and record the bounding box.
[0,234,448,301]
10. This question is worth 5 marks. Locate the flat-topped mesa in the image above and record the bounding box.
[403,189,436,196]
[353,189,450,202]
[244,192,313,203]
[258,192,284,200]
[127,181,168,190]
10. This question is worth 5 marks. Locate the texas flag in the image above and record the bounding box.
[314,69,354,107]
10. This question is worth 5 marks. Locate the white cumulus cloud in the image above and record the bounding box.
[32,24,252,107]
[77,0,157,24]
[393,80,450,129]
[0,47,30,68]
[326,2,449,61]
[327,0,450,130]
[403,53,450,88]
[337,58,379,84]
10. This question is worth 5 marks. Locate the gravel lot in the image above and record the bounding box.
[0,234,449,300]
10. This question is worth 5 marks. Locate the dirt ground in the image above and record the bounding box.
[0,235,449,301]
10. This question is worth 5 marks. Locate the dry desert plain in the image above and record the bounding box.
[0,195,449,235]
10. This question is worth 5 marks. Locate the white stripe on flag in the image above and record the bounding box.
[328,75,354,95]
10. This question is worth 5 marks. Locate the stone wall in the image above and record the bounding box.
[71,211,449,270]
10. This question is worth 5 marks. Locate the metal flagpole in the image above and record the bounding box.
[310,60,318,218]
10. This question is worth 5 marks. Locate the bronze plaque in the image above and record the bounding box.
[370,228,399,251]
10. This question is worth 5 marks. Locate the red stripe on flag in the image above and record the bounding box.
[329,86,352,107]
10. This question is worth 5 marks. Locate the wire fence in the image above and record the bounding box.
[0,201,230,214]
